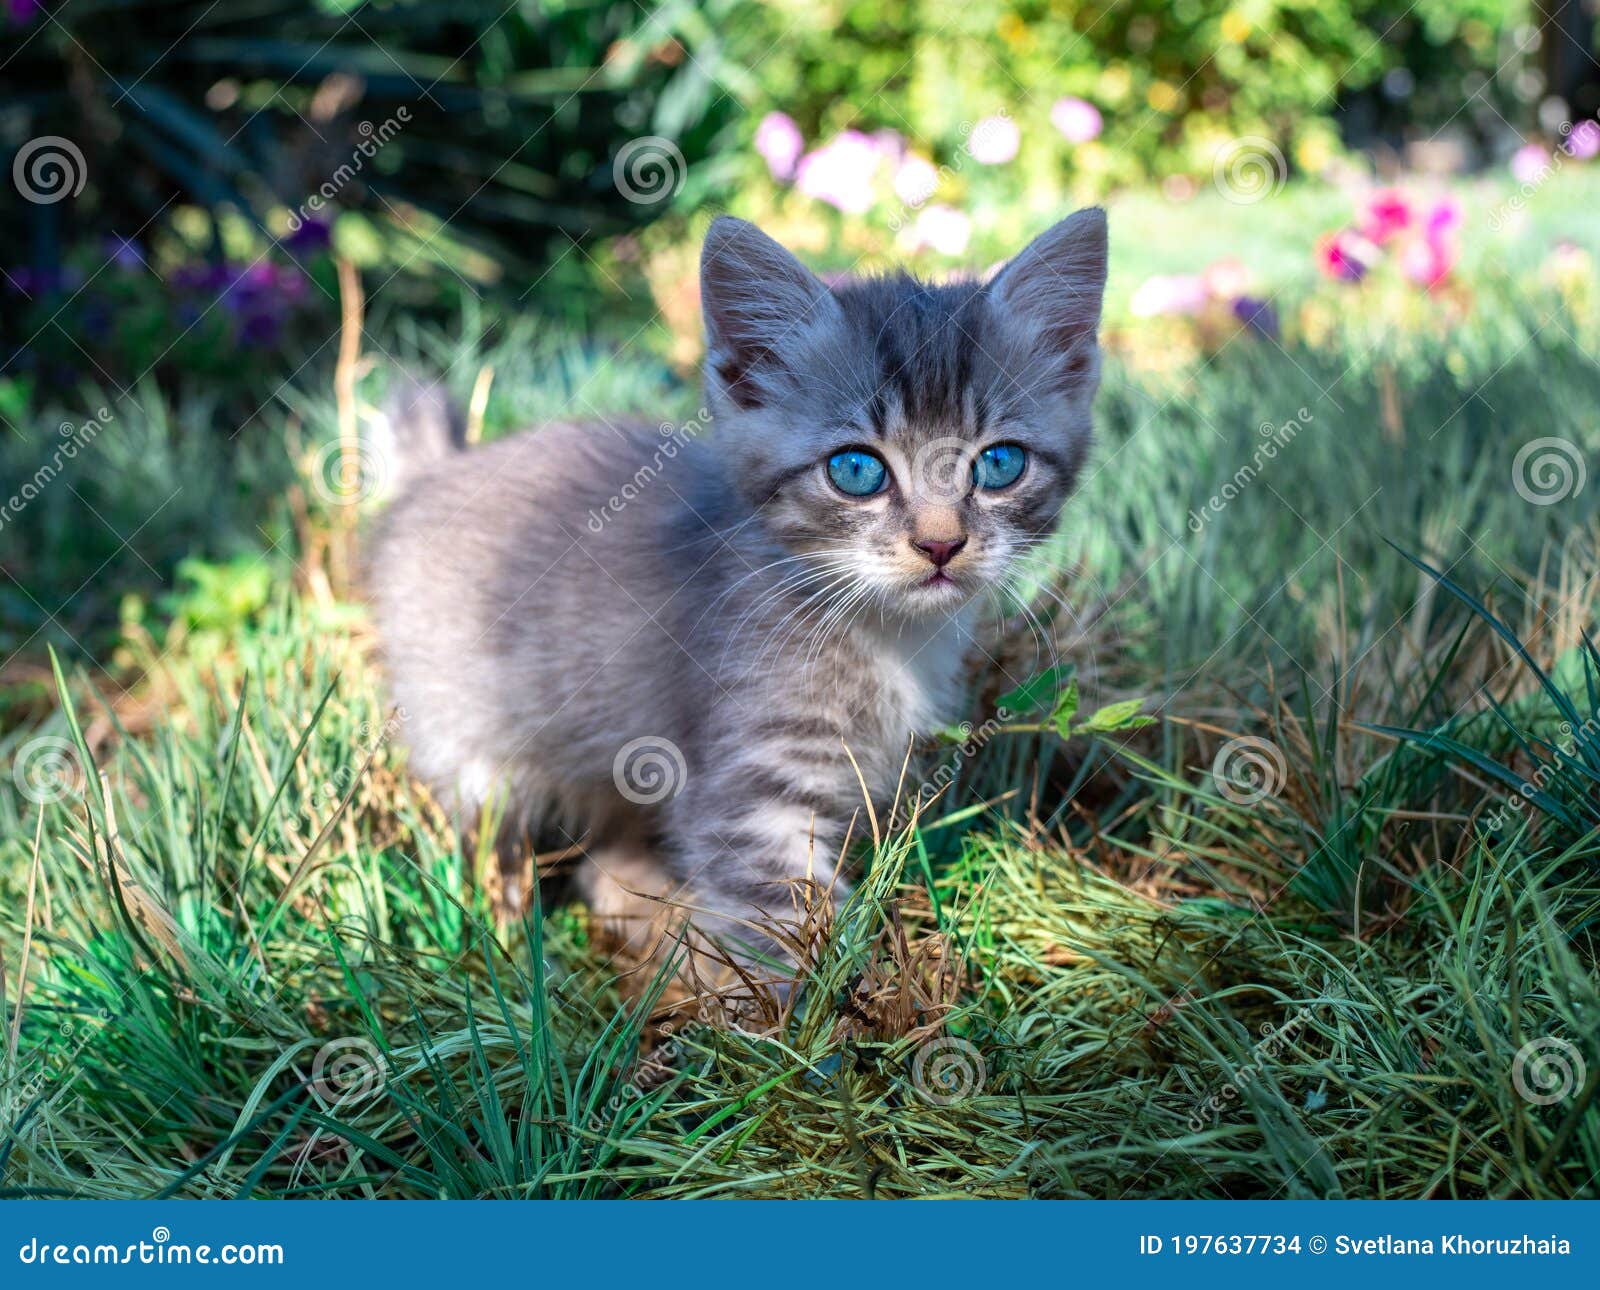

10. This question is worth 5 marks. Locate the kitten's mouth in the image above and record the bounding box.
[921,570,955,588]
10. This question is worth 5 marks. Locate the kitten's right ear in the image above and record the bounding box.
[700,216,837,410]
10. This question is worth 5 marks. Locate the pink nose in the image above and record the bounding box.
[914,537,966,567]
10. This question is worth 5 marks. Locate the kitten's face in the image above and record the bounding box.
[700,212,1107,620]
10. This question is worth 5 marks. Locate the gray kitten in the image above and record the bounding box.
[368,210,1107,981]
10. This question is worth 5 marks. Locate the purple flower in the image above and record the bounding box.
[1231,295,1279,339]
[103,235,147,272]
[1050,97,1103,144]
[286,216,333,255]
[796,130,880,214]
[1563,118,1600,161]
[967,115,1019,165]
[755,112,804,182]
[238,310,283,348]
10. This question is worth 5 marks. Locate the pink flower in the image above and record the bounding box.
[870,129,907,164]
[1360,189,1413,245]
[796,130,881,214]
[894,155,939,208]
[755,112,804,182]
[1564,119,1600,161]
[968,115,1019,165]
[1315,228,1378,283]
[1050,97,1102,144]
[1201,258,1251,300]
[1511,143,1551,184]
[914,205,971,256]
[1423,196,1461,239]
[1401,236,1457,290]
[1129,274,1207,317]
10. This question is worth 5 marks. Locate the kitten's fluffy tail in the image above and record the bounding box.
[371,374,466,497]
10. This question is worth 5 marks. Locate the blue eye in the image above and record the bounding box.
[973,443,1026,490]
[827,450,888,496]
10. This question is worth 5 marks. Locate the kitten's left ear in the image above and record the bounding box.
[989,208,1108,375]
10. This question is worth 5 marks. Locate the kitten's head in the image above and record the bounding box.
[699,210,1107,618]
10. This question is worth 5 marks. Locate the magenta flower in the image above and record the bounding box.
[755,112,805,182]
[1424,196,1461,239]
[1129,274,1207,317]
[1360,189,1413,246]
[1564,119,1600,161]
[796,130,881,214]
[914,205,971,256]
[1050,97,1102,144]
[1511,143,1551,185]
[968,115,1020,165]
[893,155,939,208]
[1315,229,1378,283]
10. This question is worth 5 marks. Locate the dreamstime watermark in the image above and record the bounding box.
[1211,736,1287,807]
[586,1021,691,1131]
[612,736,688,805]
[1212,135,1287,206]
[17,1227,284,1267]
[584,409,711,533]
[0,406,114,534]
[307,1036,388,1107]
[1512,1036,1586,1106]
[1188,997,1333,1131]
[1512,436,1585,506]
[910,436,977,505]
[314,707,408,807]
[285,107,412,233]
[12,135,86,204]
[1482,716,1598,833]
[1187,407,1312,533]
[309,436,391,507]
[884,112,1011,234]
[10,734,84,806]
[1488,116,1599,230]
[914,709,1011,806]
[3,1008,114,1113]
[910,1035,986,1105]
[613,135,685,205]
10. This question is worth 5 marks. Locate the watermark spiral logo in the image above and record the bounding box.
[1512,437,1585,506]
[310,1036,386,1105]
[911,437,973,504]
[151,1227,171,1245]
[1212,136,1287,206]
[13,735,82,805]
[910,1036,986,1105]
[613,136,685,206]
[612,736,688,805]
[310,438,390,506]
[13,136,87,205]
[1512,1036,1585,1105]
[1211,736,1287,806]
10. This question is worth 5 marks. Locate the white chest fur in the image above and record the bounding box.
[868,611,972,741]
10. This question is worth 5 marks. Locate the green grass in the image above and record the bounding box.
[3,262,1600,1198]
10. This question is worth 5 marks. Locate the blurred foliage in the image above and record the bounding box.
[1,0,750,394]
[743,0,1532,186]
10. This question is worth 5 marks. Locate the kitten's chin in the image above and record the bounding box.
[891,570,980,616]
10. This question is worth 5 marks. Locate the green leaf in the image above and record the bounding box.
[998,664,1075,717]
[1050,679,1082,736]
[1078,698,1154,736]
